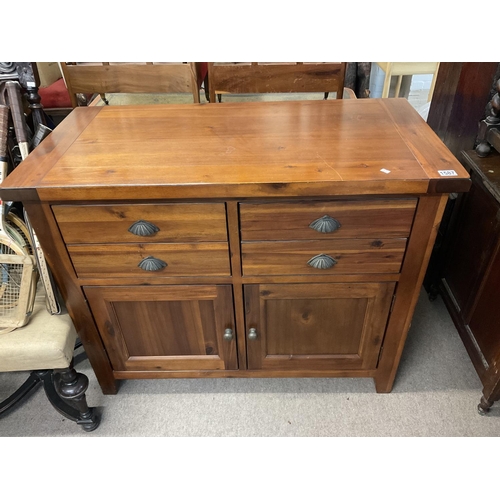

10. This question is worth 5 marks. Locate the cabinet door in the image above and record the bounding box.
[245,283,395,371]
[84,285,237,371]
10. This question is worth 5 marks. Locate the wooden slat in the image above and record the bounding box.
[239,199,417,240]
[53,203,228,244]
[68,242,231,278]
[241,239,407,276]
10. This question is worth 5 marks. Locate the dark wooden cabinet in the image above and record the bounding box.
[439,150,500,413]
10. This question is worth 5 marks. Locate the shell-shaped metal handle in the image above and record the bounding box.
[307,254,337,269]
[128,220,160,237]
[248,328,258,340]
[223,328,233,341]
[138,256,167,271]
[309,215,341,233]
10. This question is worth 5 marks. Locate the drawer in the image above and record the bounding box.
[239,199,417,241]
[53,203,228,244]
[241,239,407,276]
[67,243,230,278]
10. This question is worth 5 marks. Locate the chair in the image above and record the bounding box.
[207,62,355,102]
[0,284,100,432]
[60,62,208,107]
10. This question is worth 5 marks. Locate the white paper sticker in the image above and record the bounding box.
[438,170,457,176]
[380,168,391,174]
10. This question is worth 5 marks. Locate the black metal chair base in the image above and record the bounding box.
[0,364,99,432]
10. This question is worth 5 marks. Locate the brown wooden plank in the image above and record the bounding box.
[241,239,407,276]
[0,106,102,201]
[113,369,378,379]
[68,242,230,278]
[64,63,194,94]
[381,98,470,191]
[209,62,344,94]
[53,203,228,244]
[239,199,417,240]
[375,194,448,393]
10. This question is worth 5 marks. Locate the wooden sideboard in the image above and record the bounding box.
[0,99,470,395]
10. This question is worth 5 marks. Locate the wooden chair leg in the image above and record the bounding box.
[52,364,99,432]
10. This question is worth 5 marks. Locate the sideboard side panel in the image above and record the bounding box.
[375,194,448,393]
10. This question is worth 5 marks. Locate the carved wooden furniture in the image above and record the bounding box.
[60,62,208,107]
[0,285,99,431]
[375,62,440,100]
[0,62,46,131]
[0,99,470,396]
[435,149,500,414]
[207,62,352,103]
[476,78,500,157]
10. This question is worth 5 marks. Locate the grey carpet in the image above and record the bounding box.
[1,288,499,436]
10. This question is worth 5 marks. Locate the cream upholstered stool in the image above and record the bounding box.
[0,284,99,432]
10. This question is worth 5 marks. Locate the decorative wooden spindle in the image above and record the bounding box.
[476,78,500,157]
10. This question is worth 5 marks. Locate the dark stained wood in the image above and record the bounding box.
[53,203,228,244]
[437,150,500,411]
[427,62,499,158]
[208,62,346,101]
[84,285,237,371]
[441,181,499,319]
[67,242,230,278]
[241,239,407,276]
[245,282,395,371]
[239,199,417,240]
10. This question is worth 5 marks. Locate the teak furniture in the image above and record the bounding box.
[0,99,470,395]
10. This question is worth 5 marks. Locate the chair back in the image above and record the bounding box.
[60,62,205,107]
[207,62,348,102]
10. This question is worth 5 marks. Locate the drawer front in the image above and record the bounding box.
[68,243,230,278]
[241,239,407,276]
[53,203,228,244]
[239,199,417,241]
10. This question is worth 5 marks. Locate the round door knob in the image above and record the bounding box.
[248,328,258,340]
[223,328,233,341]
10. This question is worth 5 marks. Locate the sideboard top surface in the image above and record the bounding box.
[1,98,470,201]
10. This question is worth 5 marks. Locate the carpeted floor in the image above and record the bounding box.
[1,288,499,437]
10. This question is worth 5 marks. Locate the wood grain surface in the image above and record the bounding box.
[0,99,470,202]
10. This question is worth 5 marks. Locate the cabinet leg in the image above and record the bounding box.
[478,395,494,416]
[374,374,394,394]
